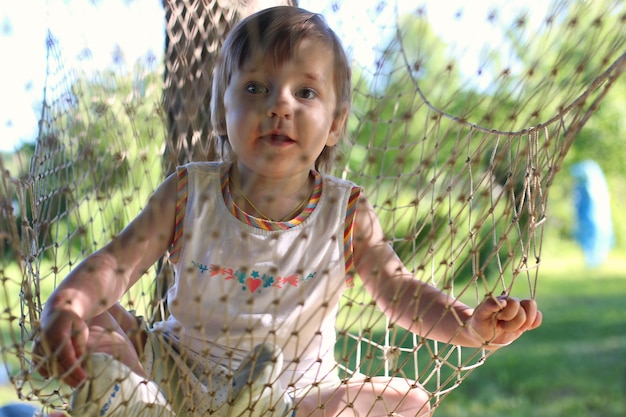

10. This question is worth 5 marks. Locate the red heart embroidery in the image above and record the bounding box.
[246,277,262,293]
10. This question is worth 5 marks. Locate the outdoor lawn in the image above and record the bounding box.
[436,245,626,417]
[1,244,624,416]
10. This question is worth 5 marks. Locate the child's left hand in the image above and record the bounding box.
[469,295,542,348]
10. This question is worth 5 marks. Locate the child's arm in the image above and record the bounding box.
[34,173,178,385]
[353,194,542,348]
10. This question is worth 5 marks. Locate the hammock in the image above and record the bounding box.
[1,0,624,415]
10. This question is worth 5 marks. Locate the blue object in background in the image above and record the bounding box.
[570,160,614,267]
[0,403,39,417]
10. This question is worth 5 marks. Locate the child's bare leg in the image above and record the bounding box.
[296,377,431,417]
[84,302,146,377]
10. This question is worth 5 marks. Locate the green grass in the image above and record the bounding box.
[1,246,624,416]
[436,248,626,417]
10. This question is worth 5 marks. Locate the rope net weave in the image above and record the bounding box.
[1,0,624,415]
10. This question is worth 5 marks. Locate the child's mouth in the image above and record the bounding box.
[263,134,294,146]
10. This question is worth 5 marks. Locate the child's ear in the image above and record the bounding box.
[326,104,349,147]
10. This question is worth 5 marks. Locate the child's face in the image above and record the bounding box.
[223,37,346,178]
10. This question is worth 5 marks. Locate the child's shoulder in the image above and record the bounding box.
[321,172,362,192]
[178,161,224,174]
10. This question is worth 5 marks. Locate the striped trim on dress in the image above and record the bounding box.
[168,166,189,263]
[223,170,322,231]
[344,186,362,287]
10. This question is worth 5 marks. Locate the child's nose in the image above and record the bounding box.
[266,91,293,119]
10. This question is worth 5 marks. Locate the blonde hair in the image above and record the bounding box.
[210,6,352,172]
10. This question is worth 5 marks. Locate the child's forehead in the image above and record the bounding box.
[238,36,331,70]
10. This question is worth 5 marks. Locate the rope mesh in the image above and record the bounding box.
[1,0,624,415]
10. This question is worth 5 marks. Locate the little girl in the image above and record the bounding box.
[34,6,541,417]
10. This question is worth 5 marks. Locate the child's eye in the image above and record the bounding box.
[296,88,317,99]
[245,82,268,94]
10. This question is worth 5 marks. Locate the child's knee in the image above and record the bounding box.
[84,311,146,376]
[296,377,431,417]
[403,387,431,416]
[371,377,431,416]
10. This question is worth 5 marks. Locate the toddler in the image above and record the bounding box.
[34,6,541,417]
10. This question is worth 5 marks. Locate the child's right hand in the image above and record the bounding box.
[33,309,89,387]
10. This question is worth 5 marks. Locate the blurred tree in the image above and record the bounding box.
[344,1,626,286]
[24,67,164,263]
